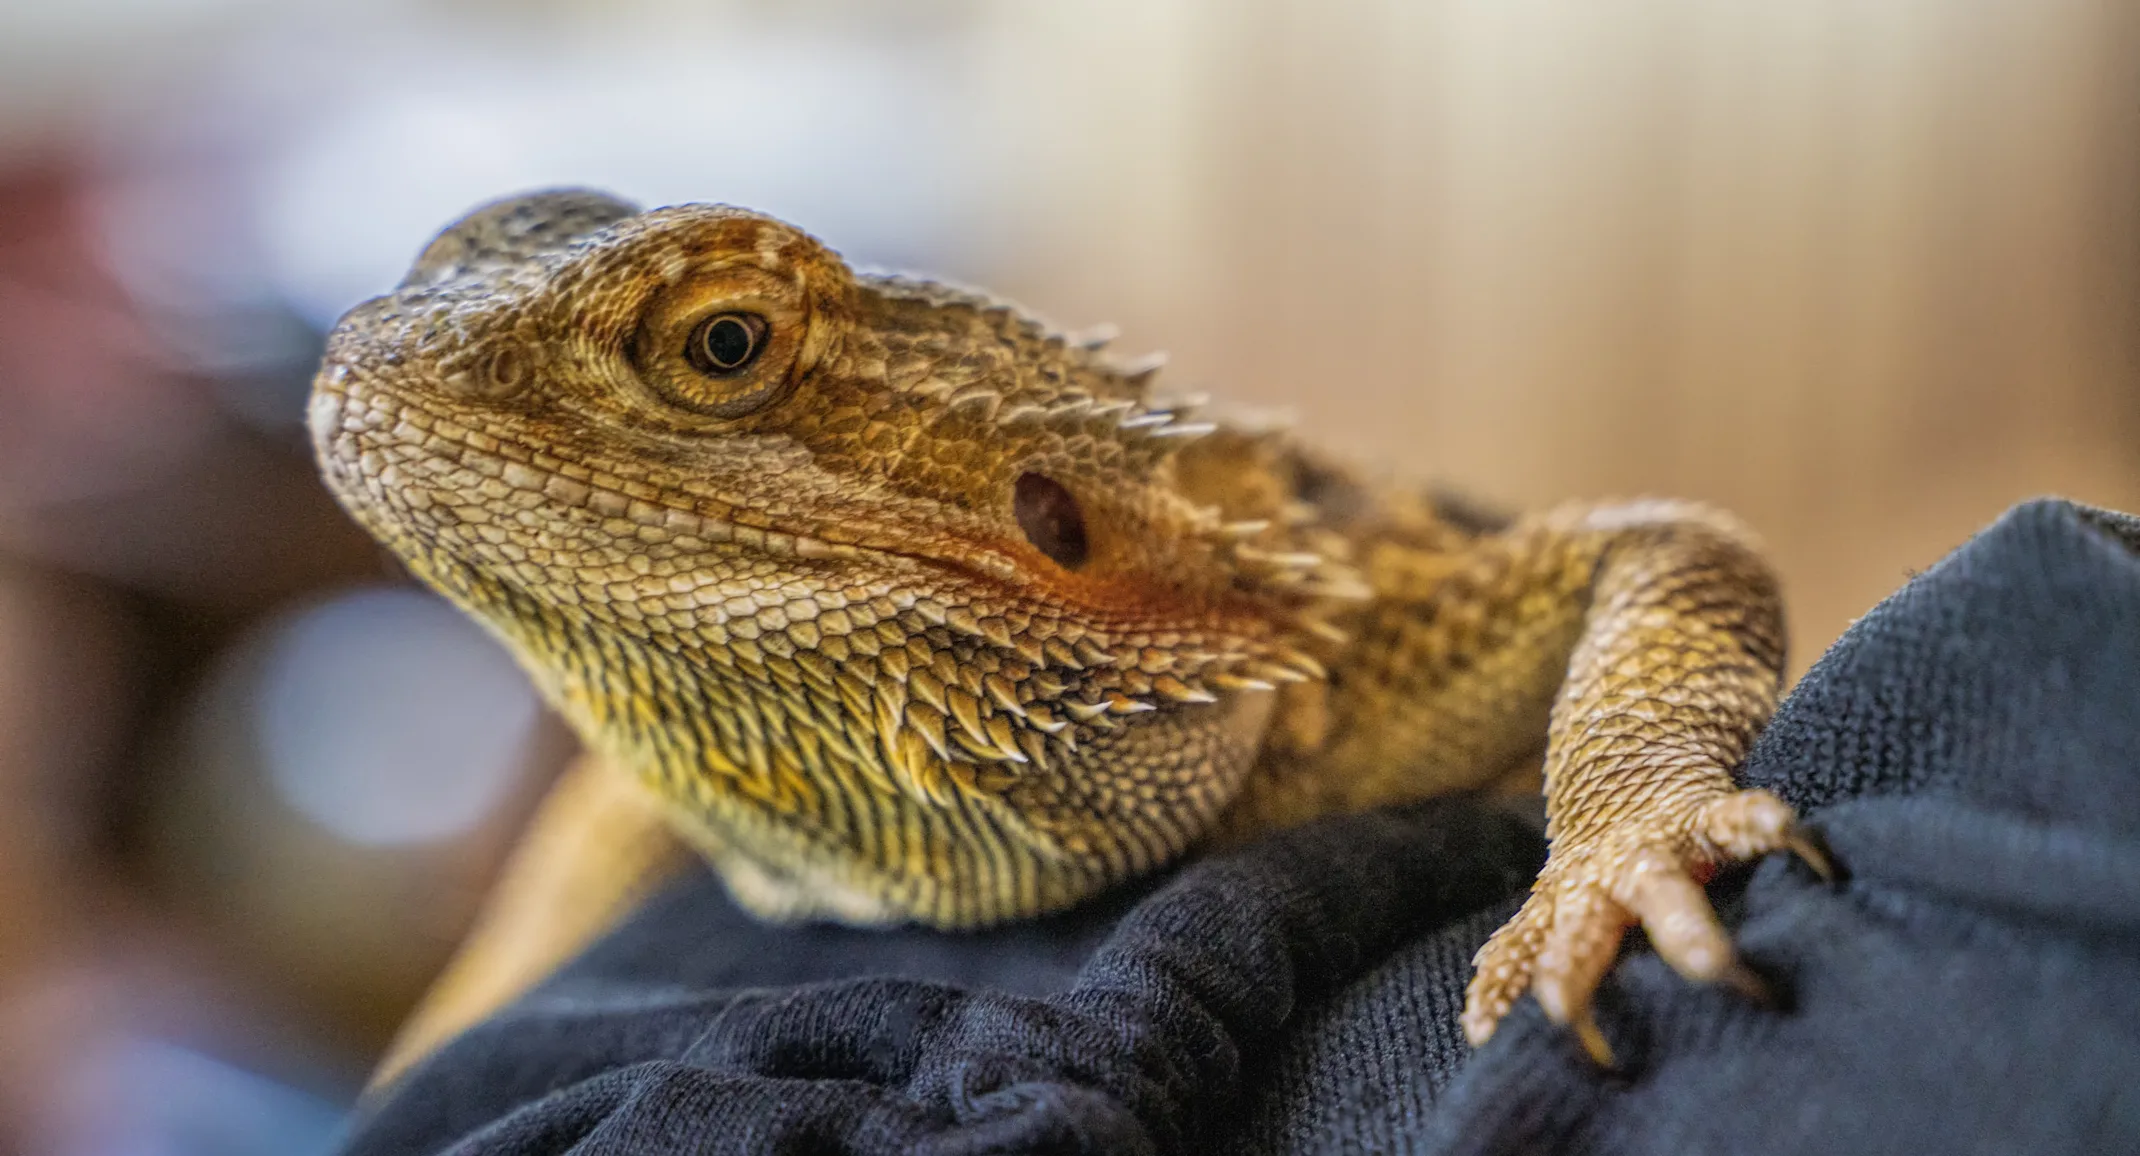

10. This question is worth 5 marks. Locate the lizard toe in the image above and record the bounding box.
[1531,874,1631,1066]
[1461,896,1550,1048]
[1693,787,1801,861]
[1617,842,1736,982]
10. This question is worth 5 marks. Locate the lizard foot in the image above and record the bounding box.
[1459,786,1826,1065]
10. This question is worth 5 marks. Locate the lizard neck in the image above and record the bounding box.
[412,545,1282,926]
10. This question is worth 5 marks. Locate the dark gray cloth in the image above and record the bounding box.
[340,498,2140,1155]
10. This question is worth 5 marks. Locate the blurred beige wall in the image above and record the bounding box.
[968,0,2140,671]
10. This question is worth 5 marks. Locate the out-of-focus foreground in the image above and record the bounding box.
[0,2,2134,1150]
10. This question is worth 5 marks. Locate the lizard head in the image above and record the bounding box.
[310,189,1359,923]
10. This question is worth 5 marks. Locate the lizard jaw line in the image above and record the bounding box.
[314,381,1034,585]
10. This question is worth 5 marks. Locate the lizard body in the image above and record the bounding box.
[310,191,1817,1083]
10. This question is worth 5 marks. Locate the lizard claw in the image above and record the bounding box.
[1717,958,1774,1007]
[1784,828,1836,883]
[1568,1006,1616,1068]
[1461,785,1807,1065]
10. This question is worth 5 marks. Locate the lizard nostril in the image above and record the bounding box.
[1014,473,1089,571]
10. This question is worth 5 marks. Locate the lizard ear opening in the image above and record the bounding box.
[1014,473,1089,570]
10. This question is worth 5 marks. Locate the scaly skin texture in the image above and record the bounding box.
[310,190,1818,1080]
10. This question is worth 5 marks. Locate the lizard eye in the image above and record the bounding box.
[685,312,769,376]
[632,267,812,420]
[1015,473,1089,570]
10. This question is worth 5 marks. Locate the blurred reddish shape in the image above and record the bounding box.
[0,160,377,607]
[0,163,218,507]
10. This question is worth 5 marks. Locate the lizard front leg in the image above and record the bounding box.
[1236,499,1815,1063]
[1464,502,1827,1062]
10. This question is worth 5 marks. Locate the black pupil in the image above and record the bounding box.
[700,315,758,371]
[1014,473,1089,570]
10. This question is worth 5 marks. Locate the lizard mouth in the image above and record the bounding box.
[309,374,1031,589]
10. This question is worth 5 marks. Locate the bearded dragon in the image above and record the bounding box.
[309,190,1823,1086]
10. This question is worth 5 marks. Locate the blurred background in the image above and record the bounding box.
[0,0,2135,1150]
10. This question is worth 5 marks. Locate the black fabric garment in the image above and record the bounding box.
[340,498,2140,1155]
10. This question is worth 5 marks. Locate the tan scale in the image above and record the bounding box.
[308,190,1825,1086]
